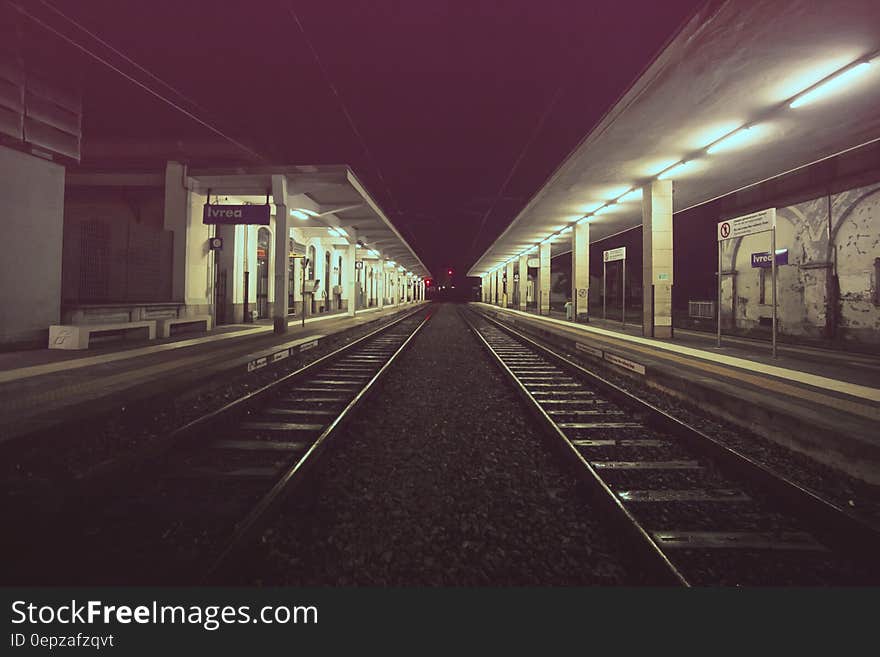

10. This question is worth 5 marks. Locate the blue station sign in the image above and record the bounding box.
[203,204,270,225]
[751,249,788,268]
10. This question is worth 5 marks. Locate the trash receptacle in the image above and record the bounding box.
[564,301,572,320]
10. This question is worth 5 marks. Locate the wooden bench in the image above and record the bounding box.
[49,321,157,350]
[156,315,213,338]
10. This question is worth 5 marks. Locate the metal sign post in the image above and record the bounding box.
[716,208,778,357]
[622,258,626,327]
[771,226,777,359]
[717,244,722,348]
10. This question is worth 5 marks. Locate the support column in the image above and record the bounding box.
[492,270,499,305]
[518,254,528,310]
[505,260,515,308]
[538,242,551,315]
[272,175,289,333]
[642,179,674,338]
[572,222,590,322]
[378,265,385,309]
[344,244,357,317]
[344,231,357,317]
[164,161,189,303]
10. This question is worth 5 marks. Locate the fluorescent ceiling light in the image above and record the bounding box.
[616,188,642,203]
[560,226,572,235]
[790,61,872,108]
[290,209,310,220]
[657,161,696,180]
[706,125,764,154]
[594,203,617,215]
[645,159,682,177]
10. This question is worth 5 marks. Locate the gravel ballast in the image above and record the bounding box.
[240,303,648,586]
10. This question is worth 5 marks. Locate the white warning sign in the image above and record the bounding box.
[717,208,776,241]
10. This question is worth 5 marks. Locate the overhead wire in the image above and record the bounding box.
[467,84,564,260]
[280,1,405,226]
[5,0,269,162]
[37,0,211,117]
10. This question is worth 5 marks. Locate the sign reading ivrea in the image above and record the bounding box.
[203,204,270,225]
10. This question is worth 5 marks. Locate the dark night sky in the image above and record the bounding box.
[31,0,705,276]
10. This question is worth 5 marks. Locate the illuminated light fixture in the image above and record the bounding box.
[290,209,310,220]
[616,188,642,203]
[577,215,594,224]
[657,160,696,180]
[387,260,396,267]
[368,249,380,257]
[789,61,872,108]
[706,124,763,154]
[593,203,617,215]
[646,158,684,177]
[335,227,348,237]
[560,226,572,235]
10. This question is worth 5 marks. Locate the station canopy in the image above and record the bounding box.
[190,164,431,279]
[468,0,880,277]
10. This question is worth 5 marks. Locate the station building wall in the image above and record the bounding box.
[62,186,173,307]
[0,146,65,346]
[721,181,880,348]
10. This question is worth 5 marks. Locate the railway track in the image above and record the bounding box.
[462,306,880,586]
[7,307,431,584]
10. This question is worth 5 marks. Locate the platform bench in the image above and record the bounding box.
[156,315,213,338]
[49,321,157,350]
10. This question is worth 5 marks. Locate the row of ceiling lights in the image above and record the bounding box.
[288,207,420,281]
[482,55,876,278]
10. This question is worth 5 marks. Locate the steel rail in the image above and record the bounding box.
[470,306,880,578]
[73,305,428,494]
[205,310,433,580]
[459,307,688,586]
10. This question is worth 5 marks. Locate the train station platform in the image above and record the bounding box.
[473,302,880,485]
[0,303,427,443]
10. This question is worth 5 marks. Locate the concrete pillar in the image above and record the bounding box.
[572,222,590,322]
[538,242,551,314]
[0,147,65,346]
[291,245,302,316]
[164,161,189,303]
[642,179,674,338]
[491,270,497,305]
[377,264,385,309]
[344,232,357,317]
[505,260,515,307]
[518,254,528,310]
[272,174,289,333]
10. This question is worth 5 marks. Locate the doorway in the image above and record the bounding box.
[256,227,270,319]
